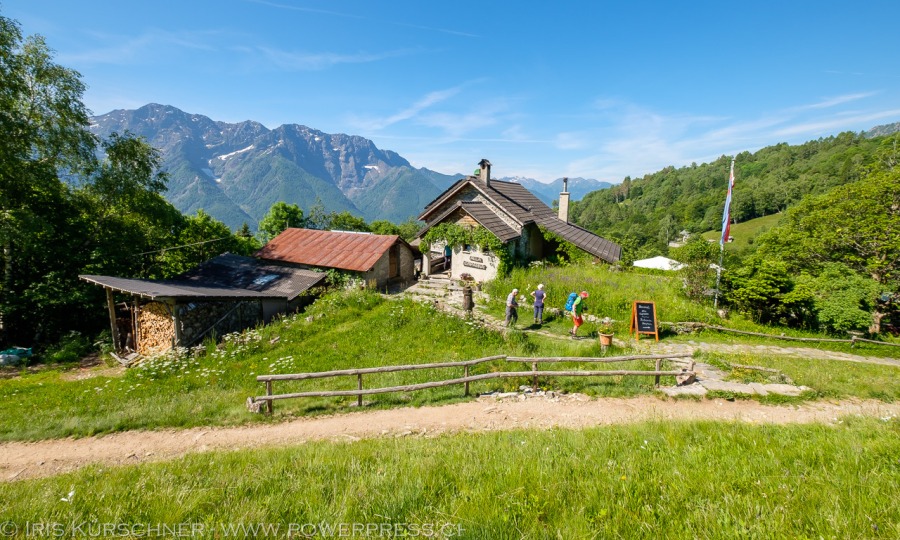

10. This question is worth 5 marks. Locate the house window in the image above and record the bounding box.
[463,244,473,252]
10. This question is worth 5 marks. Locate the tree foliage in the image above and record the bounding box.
[0,13,255,347]
[570,132,890,252]
[670,237,718,301]
[755,168,900,287]
[258,201,305,242]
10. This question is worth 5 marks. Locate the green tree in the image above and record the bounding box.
[78,132,183,278]
[795,263,879,335]
[305,199,329,230]
[327,211,370,232]
[396,218,423,241]
[670,237,718,300]
[723,258,812,325]
[369,220,401,236]
[0,15,97,344]
[157,210,244,276]
[755,170,899,331]
[258,201,305,242]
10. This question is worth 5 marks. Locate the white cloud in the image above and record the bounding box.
[59,29,218,65]
[773,109,900,137]
[554,132,588,150]
[350,86,465,131]
[793,92,878,111]
[256,46,417,71]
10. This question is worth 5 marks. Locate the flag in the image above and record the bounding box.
[720,159,735,247]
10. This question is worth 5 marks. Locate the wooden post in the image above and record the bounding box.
[464,364,470,396]
[654,358,661,387]
[532,361,538,392]
[265,380,273,415]
[106,288,121,352]
[357,374,363,407]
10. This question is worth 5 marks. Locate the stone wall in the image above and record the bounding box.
[176,300,263,347]
[451,245,501,282]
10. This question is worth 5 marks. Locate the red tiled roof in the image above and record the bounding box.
[255,228,402,272]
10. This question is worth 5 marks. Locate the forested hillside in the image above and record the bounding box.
[570,132,895,253]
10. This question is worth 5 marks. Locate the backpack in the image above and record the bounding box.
[564,292,579,312]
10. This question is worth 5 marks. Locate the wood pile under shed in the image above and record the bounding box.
[138,301,175,356]
[79,254,327,359]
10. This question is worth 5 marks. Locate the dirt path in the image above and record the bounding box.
[4,394,899,482]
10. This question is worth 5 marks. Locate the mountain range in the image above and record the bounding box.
[89,104,608,230]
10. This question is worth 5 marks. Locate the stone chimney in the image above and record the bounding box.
[558,177,570,222]
[478,159,491,188]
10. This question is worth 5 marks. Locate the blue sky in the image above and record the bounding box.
[5,0,900,182]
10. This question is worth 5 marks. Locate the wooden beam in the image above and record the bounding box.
[106,288,121,353]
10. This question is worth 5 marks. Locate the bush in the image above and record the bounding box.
[42,331,92,364]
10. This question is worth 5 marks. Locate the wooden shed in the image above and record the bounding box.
[80,254,325,358]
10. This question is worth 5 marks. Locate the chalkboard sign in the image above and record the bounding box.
[630,301,659,341]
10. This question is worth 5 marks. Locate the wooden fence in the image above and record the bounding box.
[249,353,694,414]
[665,322,900,348]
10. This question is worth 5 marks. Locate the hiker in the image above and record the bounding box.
[530,284,546,324]
[505,288,519,327]
[569,291,588,337]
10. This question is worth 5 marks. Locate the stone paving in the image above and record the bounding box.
[391,277,900,398]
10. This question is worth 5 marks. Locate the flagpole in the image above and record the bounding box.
[714,158,735,310]
[714,241,725,309]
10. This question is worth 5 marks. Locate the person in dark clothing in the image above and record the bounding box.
[530,283,546,324]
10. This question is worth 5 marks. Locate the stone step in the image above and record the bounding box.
[406,285,448,294]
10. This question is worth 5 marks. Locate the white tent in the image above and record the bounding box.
[633,256,685,271]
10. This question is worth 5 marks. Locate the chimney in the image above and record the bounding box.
[478,158,491,188]
[558,177,570,222]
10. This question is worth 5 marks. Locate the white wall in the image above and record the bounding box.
[451,245,500,282]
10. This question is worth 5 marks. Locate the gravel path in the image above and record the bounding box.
[3,394,899,482]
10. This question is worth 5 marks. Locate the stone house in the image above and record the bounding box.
[416,159,621,281]
[255,228,416,289]
[80,253,326,357]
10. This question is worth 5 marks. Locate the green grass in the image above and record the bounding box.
[701,212,783,251]
[484,263,715,335]
[2,419,899,538]
[483,263,900,356]
[0,290,678,442]
[698,351,900,402]
[3,273,897,442]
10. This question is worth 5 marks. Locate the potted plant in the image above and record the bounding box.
[598,317,614,347]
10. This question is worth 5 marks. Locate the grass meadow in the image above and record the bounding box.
[700,212,783,251]
[483,264,900,357]
[2,268,900,537]
[2,267,899,442]
[1,418,898,538]
[0,290,676,442]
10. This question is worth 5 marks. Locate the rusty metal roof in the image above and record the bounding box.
[80,254,326,301]
[255,228,404,272]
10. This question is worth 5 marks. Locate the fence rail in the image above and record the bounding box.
[667,322,900,347]
[249,353,694,414]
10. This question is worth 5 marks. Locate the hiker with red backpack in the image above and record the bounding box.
[565,291,589,337]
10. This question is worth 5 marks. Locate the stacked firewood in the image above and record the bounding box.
[138,301,175,355]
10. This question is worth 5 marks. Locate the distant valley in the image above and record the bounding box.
[89,104,609,230]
